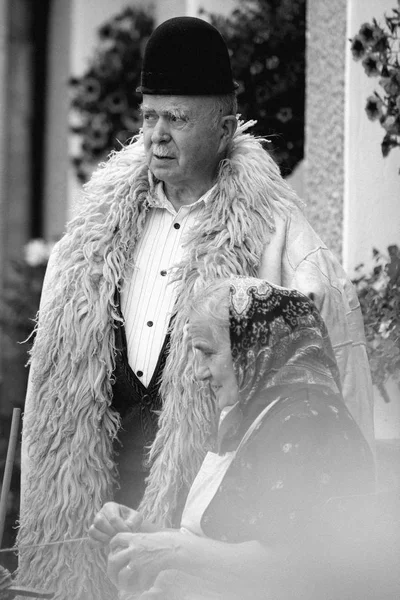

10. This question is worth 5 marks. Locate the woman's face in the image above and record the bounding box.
[188,314,239,410]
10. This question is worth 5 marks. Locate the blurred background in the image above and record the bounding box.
[0,0,399,571]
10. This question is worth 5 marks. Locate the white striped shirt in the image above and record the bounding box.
[120,183,215,387]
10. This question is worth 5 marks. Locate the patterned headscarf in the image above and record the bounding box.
[210,277,342,450]
[228,277,341,414]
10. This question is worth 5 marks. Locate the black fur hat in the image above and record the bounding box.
[137,16,237,95]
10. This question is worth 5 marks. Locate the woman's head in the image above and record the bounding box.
[187,280,238,410]
[186,277,340,410]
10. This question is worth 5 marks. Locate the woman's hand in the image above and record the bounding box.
[88,502,143,545]
[107,531,182,594]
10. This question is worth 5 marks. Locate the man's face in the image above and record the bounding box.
[141,95,223,192]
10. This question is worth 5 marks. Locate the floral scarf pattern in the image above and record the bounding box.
[229,277,341,405]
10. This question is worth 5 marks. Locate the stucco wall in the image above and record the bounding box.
[343,0,400,274]
[305,0,347,261]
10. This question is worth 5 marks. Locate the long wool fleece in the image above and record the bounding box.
[17,122,301,600]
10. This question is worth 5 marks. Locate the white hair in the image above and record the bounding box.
[208,92,238,127]
[186,279,230,340]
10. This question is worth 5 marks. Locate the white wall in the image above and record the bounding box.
[304,0,347,260]
[344,0,400,274]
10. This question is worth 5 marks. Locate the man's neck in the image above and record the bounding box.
[163,180,215,211]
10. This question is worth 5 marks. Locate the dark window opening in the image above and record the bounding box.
[29,0,51,238]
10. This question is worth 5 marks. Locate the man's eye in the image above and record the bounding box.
[170,115,186,124]
[143,114,157,122]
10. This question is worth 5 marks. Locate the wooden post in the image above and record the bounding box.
[0,408,21,547]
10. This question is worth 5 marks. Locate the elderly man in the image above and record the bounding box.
[18,16,374,600]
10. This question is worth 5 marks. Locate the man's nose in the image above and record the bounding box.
[151,118,171,144]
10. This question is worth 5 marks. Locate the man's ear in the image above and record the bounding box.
[218,115,237,154]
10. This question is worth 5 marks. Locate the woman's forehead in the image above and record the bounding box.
[187,315,215,340]
[187,314,231,349]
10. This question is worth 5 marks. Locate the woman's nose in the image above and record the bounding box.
[194,356,210,381]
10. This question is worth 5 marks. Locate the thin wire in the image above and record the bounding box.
[0,536,89,554]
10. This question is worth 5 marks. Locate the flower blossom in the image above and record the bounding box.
[365,95,384,120]
[276,107,292,123]
[379,72,400,96]
[382,115,397,133]
[378,320,393,339]
[359,22,376,45]
[82,78,102,103]
[105,91,128,114]
[362,54,381,77]
[24,239,53,267]
[350,35,366,60]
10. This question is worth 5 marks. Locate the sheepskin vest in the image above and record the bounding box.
[17,122,301,600]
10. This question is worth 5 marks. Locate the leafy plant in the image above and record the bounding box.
[353,245,400,402]
[69,6,154,183]
[350,3,400,164]
[203,0,306,176]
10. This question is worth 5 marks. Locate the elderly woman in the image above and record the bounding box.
[90,277,374,599]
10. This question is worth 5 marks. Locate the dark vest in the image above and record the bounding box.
[111,302,170,508]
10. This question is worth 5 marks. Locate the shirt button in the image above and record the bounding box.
[137,370,143,377]
[173,223,180,229]
[147,321,153,327]
[160,270,167,276]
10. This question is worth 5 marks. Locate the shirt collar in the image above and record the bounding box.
[147,173,216,213]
